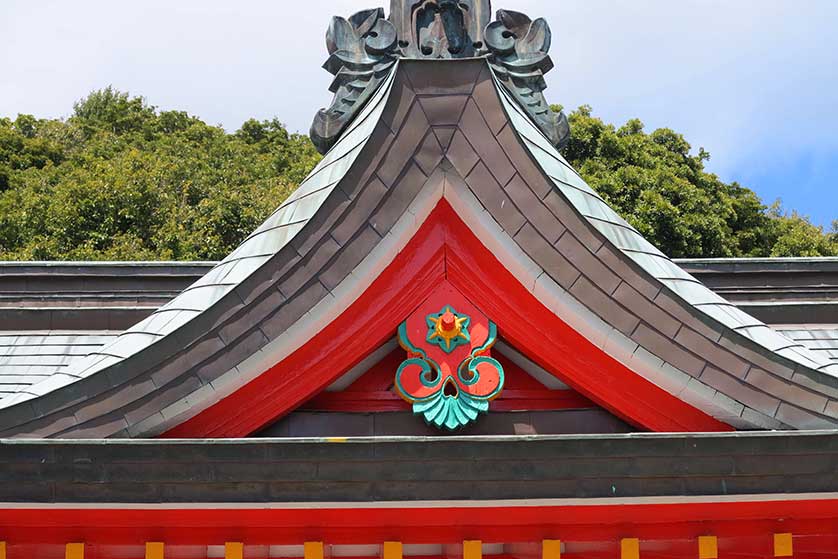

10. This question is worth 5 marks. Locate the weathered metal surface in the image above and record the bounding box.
[0,332,119,402]
[1,57,837,437]
[310,8,398,154]
[389,0,492,59]
[4,258,833,322]
[485,9,569,148]
[311,1,568,153]
[1,431,837,503]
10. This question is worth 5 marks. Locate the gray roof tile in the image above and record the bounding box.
[498,70,838,380]
[0,58,835,434]
[0,62,400,411]
[0,332,119,402]
[495,64,838,427]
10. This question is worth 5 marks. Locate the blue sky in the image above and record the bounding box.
[1,0,836,228]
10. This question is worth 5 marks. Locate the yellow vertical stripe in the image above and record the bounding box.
[225,542,244,559]
[0,541,6,559]
[774,533,793,557]
[146,542,164,559]
[66,543,85,559]
[542,539,561,559]
[698,536,717,559]
[383,542,402,559]
[621,538,640,559]
[305,541,325,559]
[463,540,482,559]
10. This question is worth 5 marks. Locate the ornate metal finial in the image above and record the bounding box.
[389,0,492,59]
[309,9,399,154]
[310,1,570,154]
[485,10,570,149]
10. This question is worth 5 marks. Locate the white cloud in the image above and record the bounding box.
[1,0,836,223]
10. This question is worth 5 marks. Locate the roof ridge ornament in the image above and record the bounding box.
[485,9,570,149]
[310,1,569,154]
[389,0,492,59]
[309,8,399,154]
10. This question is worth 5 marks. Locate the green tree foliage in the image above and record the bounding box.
[0,90,833,261]
[558,105,837,258]
[0,87,320,260]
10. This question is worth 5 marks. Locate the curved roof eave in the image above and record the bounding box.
[491,70,838,428]
[0,63,400,432]
[2,58,837,437]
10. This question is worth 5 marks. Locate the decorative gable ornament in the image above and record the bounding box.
[311,0,569,154]
[395,284,504,430]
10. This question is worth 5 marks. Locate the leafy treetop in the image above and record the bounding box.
[0,89,833,261]
[558,104,837,258]
[0,87,319,261]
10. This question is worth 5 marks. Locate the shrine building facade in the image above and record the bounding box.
[1,1,838,558]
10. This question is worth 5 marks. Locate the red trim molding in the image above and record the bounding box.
[165,200,730,437]
[1,499,836,547]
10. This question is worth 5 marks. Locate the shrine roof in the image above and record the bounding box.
[492,74,838,381]
[0,57,836,436]
[11,255,838,411]
[0,332,120,401]
[0,258,834,327]
[3,324,836,410]
[0,65,397,421]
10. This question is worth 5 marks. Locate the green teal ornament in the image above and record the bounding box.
[395,290,504,430]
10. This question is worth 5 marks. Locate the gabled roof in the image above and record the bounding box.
[493,77,838,380]
[1,59,837,438]
[2,257,835,327]
[3,325,835,410]
[0,64,400,436]
[0,258,834,406]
